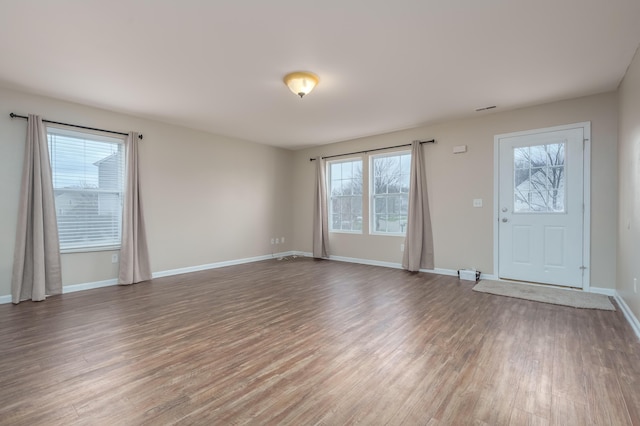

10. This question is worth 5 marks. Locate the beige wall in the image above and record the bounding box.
[292,92,618,289]
[0,86,293,297]
[0,85,621,300]
[617,47,640,319]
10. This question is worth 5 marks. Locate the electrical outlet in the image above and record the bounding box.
[400,243,404,252]
[111,254,118,264]
[281,236,285,243]
[275,238,279,244]
[270,238,275,244]
[473,199,483,208]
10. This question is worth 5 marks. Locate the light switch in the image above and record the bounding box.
[473,199,483,207]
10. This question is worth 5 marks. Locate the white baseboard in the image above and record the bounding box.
[293,251,313,257]
[0,278,120,304]
[316,254,464,278]
[479,273,499,280]
[329,255,403,270]
[588,287,617,297]
[151,251,295,279]
[298,252,498,281]
[329,256,466,279]
[614,292,640,341]
[0,252,295,304]
[63,279,119,294]
[424,267,456,276]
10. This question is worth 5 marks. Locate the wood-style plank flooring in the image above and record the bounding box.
[0,258,639,425]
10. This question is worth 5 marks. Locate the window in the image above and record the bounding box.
[513,143,565,213]
[371,151,411,234]
[47,126,125,251]
[328,159,363,232]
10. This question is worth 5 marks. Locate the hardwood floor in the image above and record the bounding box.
[0,258,639,425]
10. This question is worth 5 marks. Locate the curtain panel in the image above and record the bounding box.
[11,115,62,303]
[402,141,435,271]
[312,157,330,258]
[118,132,152,285]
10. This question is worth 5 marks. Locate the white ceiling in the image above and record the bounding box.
[1,1,639,150]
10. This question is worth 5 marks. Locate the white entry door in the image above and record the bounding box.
[497,123,588,288]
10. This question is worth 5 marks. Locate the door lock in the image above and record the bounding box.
[501,218,509,223]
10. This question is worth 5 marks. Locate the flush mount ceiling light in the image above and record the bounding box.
[283,71,319,98]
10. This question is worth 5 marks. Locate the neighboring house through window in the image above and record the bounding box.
[47,126,125,252]
[513,143,565,213]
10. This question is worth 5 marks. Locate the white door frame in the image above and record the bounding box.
[493,122,591,290]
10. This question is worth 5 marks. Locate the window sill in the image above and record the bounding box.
[329,230,363,235]
[370,232,406,237]
[61,246,121,254]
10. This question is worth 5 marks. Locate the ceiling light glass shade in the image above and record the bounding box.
[283,71,319,98]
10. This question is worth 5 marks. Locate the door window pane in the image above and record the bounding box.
[513,143,565,213]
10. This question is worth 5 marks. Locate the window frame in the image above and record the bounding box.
[326,157,364,234]
[369,150,411,237]
[47,124,126,253]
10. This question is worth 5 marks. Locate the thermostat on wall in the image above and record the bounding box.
[453,145,467,154]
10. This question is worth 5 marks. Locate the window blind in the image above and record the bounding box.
[47,126,125,251]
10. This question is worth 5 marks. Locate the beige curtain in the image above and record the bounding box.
[118,132,151,285]
[11,115,63,304]
[402,141,434,271]
[312,157,330,258]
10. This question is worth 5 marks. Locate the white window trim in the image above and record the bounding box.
[329,229,364,235]
[61,245,121,254]
[327,157,364,234]
[369,150,411,237]
[47,124,126,252]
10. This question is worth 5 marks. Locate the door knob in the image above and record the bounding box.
[501,218,508,223]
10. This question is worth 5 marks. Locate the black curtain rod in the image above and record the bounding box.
[309,139,435,161]
[9,113,143,140]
